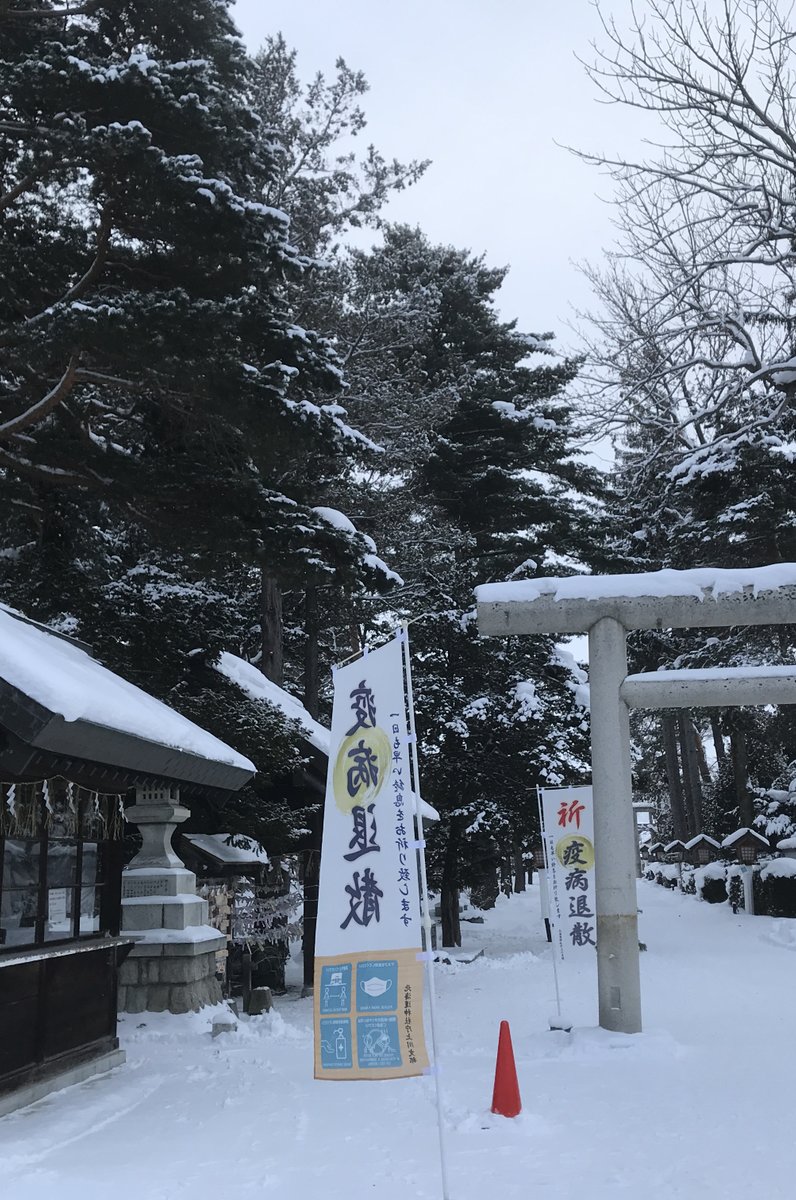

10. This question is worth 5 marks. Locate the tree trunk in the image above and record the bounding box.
[499,854,512,898]
[440,827,461,948]
[710,715,727,769]
[694,727,712,783]
[468,834,499,910]
[730,728,754,827]
[261,572,284,685]
[304,585,320,719]
[302,807,323,990]
[512,844,526,893]
[661,714,688,840]
[679,715,703,834]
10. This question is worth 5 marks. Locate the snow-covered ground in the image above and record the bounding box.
[3,880,795,1199]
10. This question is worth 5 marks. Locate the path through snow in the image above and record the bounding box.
[1,881,794,1199]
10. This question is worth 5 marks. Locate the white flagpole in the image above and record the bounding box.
[537,786,564,1025]
[400,624,452,1200]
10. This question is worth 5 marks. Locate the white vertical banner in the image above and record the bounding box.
[314,636,429,1080]
[540,785,596,962]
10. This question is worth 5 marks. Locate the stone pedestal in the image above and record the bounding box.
[119,786,225,1014]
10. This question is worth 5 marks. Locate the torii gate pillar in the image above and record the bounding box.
[588,617,641,1032]
[477,566,796,1035]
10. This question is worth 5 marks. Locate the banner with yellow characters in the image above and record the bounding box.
[540,785,596,962]
[314,635,429,1081]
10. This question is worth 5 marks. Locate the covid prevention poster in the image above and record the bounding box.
[540,785,596,962]
[313,636,429,1080]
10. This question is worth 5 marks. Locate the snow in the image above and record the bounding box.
[310,508,404,585]
[312,505,357,535]
[694,862,727,885]
[760,858,796,880]
[628,665,796,683]
[0,608,254,772]
[121,926,221,945]
[551,645,590,708]
[491,401,558,431]
[5,881,796,1199]
[513,679,541,718]
[648,862,680,883]
[476,563,796,605]
[182,832,269,866]
[216,651,330,755]
[364,553,405,587]
[777,836,796,850]
[721,828,769,849]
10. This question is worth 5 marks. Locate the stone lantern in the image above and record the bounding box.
[119,785,227,1013]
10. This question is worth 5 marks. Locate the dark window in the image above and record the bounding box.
[0,781,122,950]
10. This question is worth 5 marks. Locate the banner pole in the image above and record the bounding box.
[537,786,563,1024]
[400,624,452,1200]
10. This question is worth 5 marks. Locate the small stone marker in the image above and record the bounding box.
[246,987,273,1015]
[211,1012,238,1038]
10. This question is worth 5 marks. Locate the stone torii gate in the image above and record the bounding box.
[476,566,796,1035]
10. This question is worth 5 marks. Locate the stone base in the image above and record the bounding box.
[118,950,222,1014]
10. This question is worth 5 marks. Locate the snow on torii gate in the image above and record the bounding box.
[476,565,796,1035]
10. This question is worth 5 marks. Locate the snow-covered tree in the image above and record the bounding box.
[0,2,354,542]
[0,3,399,858]
[581,0,796,481]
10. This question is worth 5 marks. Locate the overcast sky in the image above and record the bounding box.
[231,0,644,350]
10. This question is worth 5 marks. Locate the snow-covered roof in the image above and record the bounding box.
[217,652,330,755]
[0,606,254,776]
[684,834,721,850]
[477,564,796,606]
[217,651,439,821]
[183,832,268,866]
[721,828,770,848]
[664,840,686,852]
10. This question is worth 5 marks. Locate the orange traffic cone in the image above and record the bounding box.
[490,1020,522,1118]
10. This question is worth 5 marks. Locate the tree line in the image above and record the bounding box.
[2,0,795,952]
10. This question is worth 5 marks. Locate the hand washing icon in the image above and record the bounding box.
[360,976,392,997]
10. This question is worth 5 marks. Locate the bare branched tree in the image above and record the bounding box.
[577,0,796,482]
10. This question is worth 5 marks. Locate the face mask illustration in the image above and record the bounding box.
[360,976,392,997]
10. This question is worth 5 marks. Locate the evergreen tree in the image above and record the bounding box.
[0,4,396,852]
[319,226,603,941]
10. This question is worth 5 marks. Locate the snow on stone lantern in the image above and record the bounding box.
[721,828,770,864]
[684,834,721,866]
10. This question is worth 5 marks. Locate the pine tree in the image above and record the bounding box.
[0,1,363,571]
[316,226,603,942]
[0,3,398,858]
